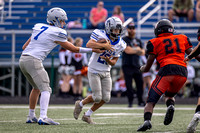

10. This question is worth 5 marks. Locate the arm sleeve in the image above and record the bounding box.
[146,40,155,55]
[188,45,200,59]
[185,36,193,50]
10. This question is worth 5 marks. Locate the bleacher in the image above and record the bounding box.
[0,0,149,61]
[0,0,200,64]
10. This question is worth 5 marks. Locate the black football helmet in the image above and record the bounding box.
[154,19,174,37]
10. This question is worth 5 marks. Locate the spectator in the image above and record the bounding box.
[168,0,194,22]
[58,37,74,97]
[122,22,145,108]
[67,37,88,100]
[196,0,200,21]
[186,63,195,94]
[113,69,126,98]
[141,55,153,98]
[88,1,108,29]
[67,18,82,29]
[112,5,125,23]
[0,0,4,7]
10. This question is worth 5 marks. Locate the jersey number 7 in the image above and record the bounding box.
[34,26,49,40]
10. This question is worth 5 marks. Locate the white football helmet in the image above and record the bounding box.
[105,17,123,39]
[47,7,68,28]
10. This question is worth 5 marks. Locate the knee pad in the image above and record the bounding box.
[103,95,110,103]
[92,95,102,103]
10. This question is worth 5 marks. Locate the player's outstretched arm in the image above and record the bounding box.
[56,41,104,53]
[86,39,113,51]
[22,37,31,50]
[124,46,145,55]
[140,54,156,72]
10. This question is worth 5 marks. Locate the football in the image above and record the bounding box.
[97,39,108,50]
[97,38,108,43]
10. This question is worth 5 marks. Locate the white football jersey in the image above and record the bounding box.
[22,23,68,60]
[88,29,126,72]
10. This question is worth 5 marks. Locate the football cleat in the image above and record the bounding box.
[26,116,38,123]
[38,117,60,125]
[73,100,83,120]
[137,120,152,131]
[82,113,96,124]
[164,105,175,125]
[187,112,200,133]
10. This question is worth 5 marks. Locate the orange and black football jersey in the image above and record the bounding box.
[147,33,192,68]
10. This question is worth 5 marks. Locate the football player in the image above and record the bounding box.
[73,17,126,124]
[184,28,200,133]
[20,7,110,125]
[137,19,200,131]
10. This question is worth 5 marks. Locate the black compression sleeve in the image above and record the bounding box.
[188,45,200,59]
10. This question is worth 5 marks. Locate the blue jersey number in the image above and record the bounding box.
[34,26,49,40]
[97,51,112,64]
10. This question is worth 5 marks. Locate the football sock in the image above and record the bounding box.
[29,109,35,117]
[195,105,200,113]
[79,101,83,107]
[166,99,175,107]
[85,108,93,116]
[144,112,152,121]
[40,91,50,119]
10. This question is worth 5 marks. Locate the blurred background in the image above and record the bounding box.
[0,0,200,104]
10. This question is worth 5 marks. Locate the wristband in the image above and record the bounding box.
[79,47,92,53]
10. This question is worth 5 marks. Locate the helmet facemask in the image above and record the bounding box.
[110,24,122,39]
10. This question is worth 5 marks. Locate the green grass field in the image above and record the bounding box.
[0,104,199,133]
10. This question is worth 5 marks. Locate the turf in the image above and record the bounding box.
[0,104,198,133]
